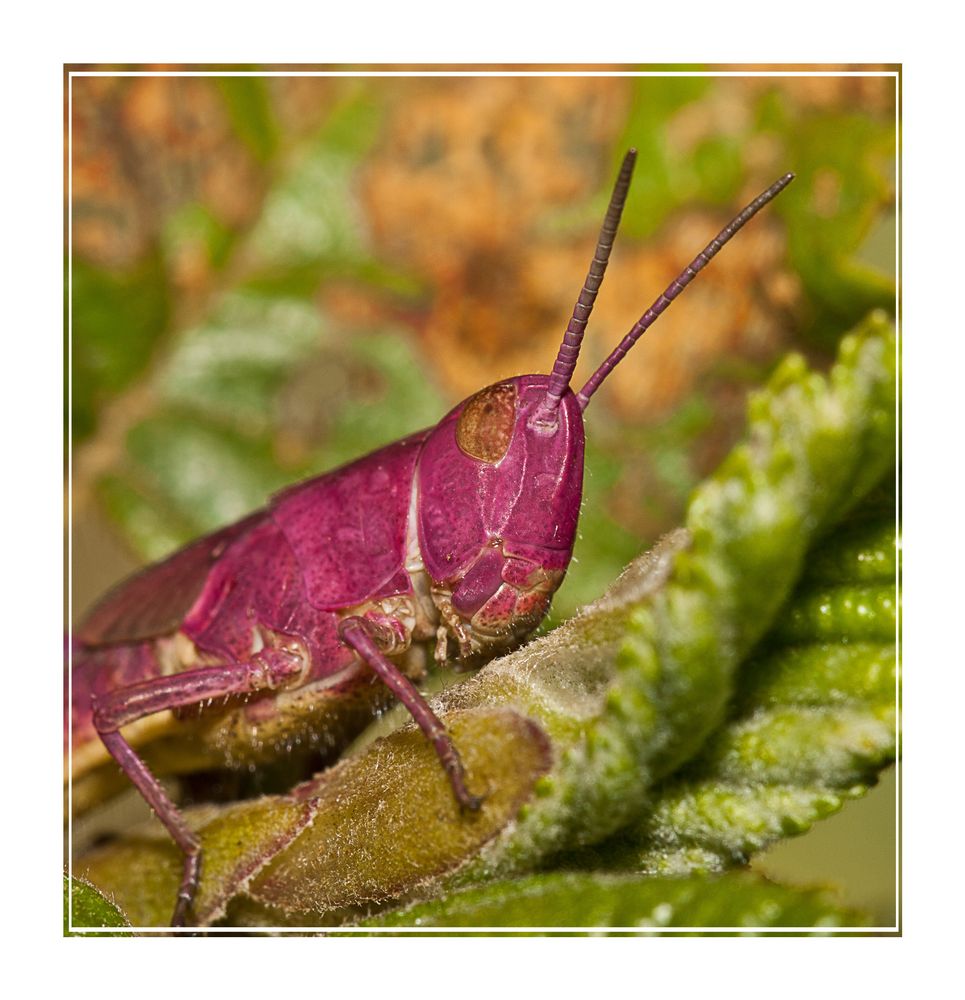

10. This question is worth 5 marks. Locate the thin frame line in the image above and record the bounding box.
[65,65,901,936]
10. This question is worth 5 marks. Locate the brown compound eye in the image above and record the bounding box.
[455,382,517,464]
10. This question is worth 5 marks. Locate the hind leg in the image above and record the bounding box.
[91,650,302,926]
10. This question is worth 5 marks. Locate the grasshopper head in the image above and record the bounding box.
[417,374,584,664]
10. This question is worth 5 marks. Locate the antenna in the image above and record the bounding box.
[533,148,637,425]
[576,172,796,409]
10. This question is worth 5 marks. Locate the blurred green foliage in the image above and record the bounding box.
[214,77,280,164]
[71,74,895,586]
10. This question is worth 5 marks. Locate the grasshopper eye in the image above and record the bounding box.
[455,382,517,464]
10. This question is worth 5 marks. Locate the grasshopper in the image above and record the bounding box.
[69,150,793,924]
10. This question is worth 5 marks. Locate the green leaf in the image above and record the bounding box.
[76,314,896,926]
[361,871,867,932]
[71,252,169,442]
[64,874,129,934]
[78,795,321,928]
[160,202,237,274]
[777,111,896,345]
[157,291,323,435]
[244,132,369,274]
[215,77,280,164]
[615,76,714,239]
[123,414,291,535]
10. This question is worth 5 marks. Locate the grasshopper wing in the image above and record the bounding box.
[76,512,264,648]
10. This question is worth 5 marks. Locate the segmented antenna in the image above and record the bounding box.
[534,148,638,424]
[576,172,796,409]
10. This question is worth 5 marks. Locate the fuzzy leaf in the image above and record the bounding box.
[248,710,551,917]
[583,489,897,875]
[78,709,551,926]
[361,870,867,932]
[78,795,320,928]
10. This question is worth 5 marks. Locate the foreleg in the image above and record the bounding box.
[337,616,482,810]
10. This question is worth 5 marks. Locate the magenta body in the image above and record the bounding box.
[70,376,585,778]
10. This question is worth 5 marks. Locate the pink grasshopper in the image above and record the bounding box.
[69,150,794,925]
